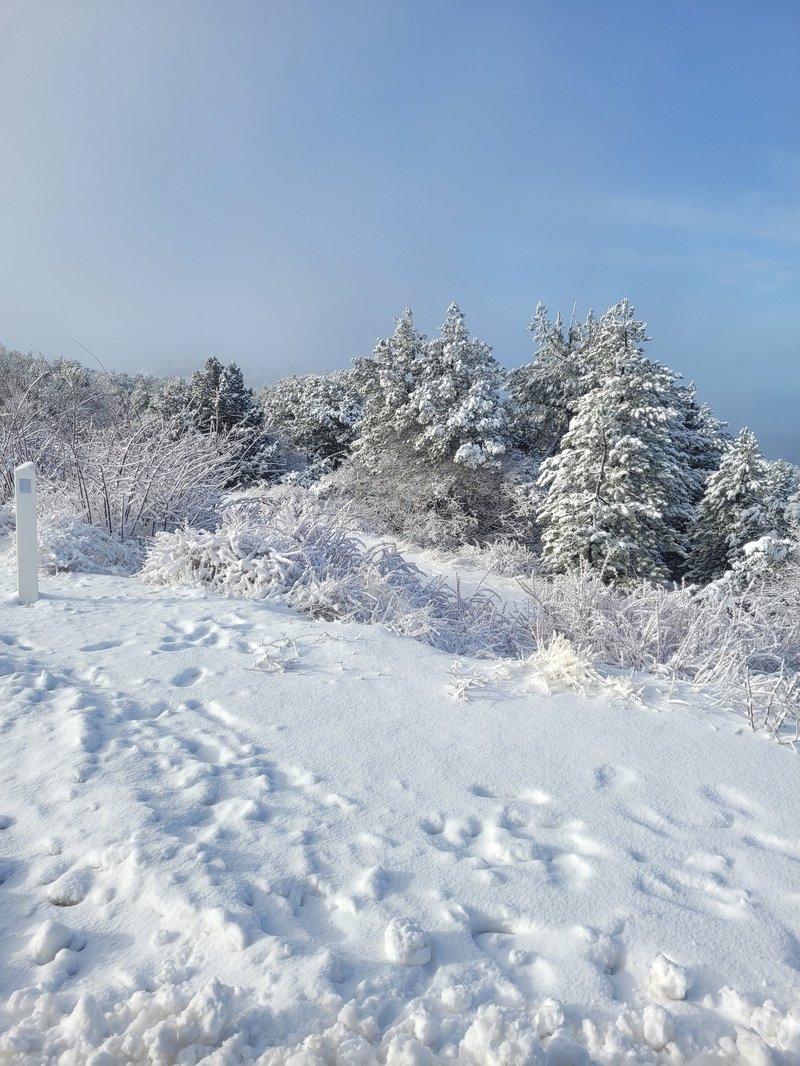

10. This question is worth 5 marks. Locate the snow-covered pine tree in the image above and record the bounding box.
[189,357,258,435]
[352,308,427,468]
[354,304,507,469]
[407,303,507,468]
[687,427,769,583]
[761,459,800,538]
[153,376,193,430]
[341,306,517,546]
[508,300,657,462]
[189,357,227,434]
[674,386,728,492]
[218,363,260,430]
[657,384,729,577]
[537,341,694,584]
[508,303,594,458]
[259,369,362,468]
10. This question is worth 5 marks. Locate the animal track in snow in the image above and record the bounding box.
[617,804,677,839]
[461,907,625,998]
[191,740,235,766]
[699,785,744,829]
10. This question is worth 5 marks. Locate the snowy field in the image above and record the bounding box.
[2,557,800,1064]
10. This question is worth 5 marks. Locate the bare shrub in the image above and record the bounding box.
[1,352,236,571]
[320,449,539,552]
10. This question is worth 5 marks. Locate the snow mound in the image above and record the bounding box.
[460,1004,545,1065]
[29,920,73,965]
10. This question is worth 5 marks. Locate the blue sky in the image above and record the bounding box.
[1,0,798,458]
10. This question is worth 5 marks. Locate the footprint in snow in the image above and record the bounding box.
[171,667,206,688]
[420,814,445,836]
[47,867,93,907]
[161,620,221,648]
[190,740,235,766]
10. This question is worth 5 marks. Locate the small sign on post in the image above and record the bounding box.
[14,462,38,604]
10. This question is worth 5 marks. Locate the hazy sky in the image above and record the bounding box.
[1,0,798,458]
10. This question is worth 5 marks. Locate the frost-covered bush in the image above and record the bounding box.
[0,500,13,537]
[31,423,232,543]
[1,351,237,570]
[522,567,798,676]
[3,423,233,574]
[519,567,800,739]
[522,633,641,702]
[322,449,538,552]
[447,538,540,578]
[142,491,531,658]
[36,503,142,574]
[732,534,795,583]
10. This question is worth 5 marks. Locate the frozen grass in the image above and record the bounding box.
[519,566,800,742]
[143,491,531,659]
[443,537,540,578]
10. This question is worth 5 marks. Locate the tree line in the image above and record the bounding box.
[2,299,797,586]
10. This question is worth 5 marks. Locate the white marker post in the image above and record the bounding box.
[14,462,38,604]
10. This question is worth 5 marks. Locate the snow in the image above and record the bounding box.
[647,956,691,1002]
[384,918,432,967]
[2,555,800,1063]
[29,921,74,966]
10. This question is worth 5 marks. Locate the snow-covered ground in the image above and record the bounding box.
[2,558,800,1064]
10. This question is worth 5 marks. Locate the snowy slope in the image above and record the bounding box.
[1,563,800,1064]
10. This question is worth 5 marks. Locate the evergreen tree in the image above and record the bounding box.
[508,304,587,458]
[219,363,259,429]
[355,305,507,469]
[189,357,258,435]
[762,459,800,538]
[408,303,507,468]
[537,344,693,584]
[658,385,729,576]
[189,356,225,433]
[674,386,729,494]
[508,300,649,460]
[153,376,193,427]
[352,309,426,466]
[688,428,769,583]
[259,369,362,466]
